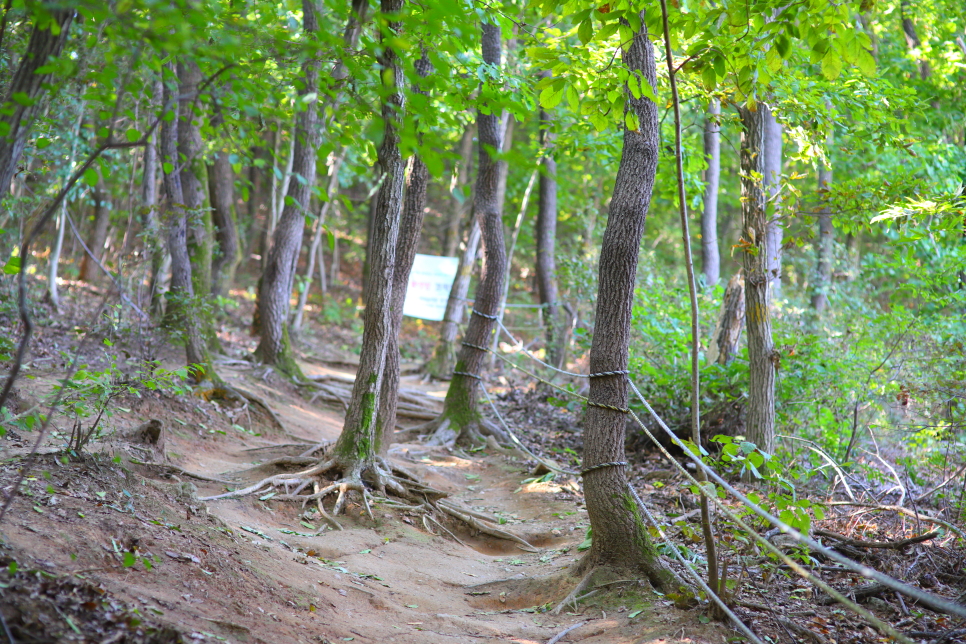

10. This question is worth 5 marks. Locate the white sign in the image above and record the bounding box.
[403,254,459,321]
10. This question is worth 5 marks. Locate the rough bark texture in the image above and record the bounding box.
[443,125,475,257]
[253,0,322,376]
[160,64,210,380]
[0,8,73,194]
[178,60,213,299]
[425,21,506,446]
[536,85,562,368]
[701,98,721,288]
[378,54,432,452]
[332,0,405,465]
[209,145,240,298]
[144,78,165,311]
[763,108,783,301]
[738,104,776,458]
[706,271,745,366]
[810,160,834,312]
[79,184,109,283]
[579,18,674,587]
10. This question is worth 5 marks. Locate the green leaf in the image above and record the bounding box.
[539,83,565,109]
[35,138,52,150]
[577,19,593,45]
[125,128,140,143]
[162,162,174,174]
[701,66,716,91]
[856,50,876,77]
[83,167,99,186]
[3,255,21,275]
[820,52,843,80]
[123,552,136,567]
[765,47,782,73]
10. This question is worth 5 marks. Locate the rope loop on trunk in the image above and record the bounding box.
[579,461,627,476]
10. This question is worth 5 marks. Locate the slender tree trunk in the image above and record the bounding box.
[178,60,213,299]
[535,86,562,368]
[160,63,211,381]
[332,0,406,466]
[810,159,834,312]
[48,103,85,311]
[377,53,433,451]
[425,20,508,447]
[79,183,110,283]
[579,16,674,587]
[443,125,475,257]
[901,0,932,80]
[738,104,777,459]
[245,135,272,261]
[253,0,322,376]
[763,108,783,302]
[706,271,745,366]
[0,7,73,194]
[701,98,721,288]
[145,78,166,312]
[209,144,240,298]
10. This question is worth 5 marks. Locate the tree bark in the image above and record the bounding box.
[763,108,783,302]
[48,103,85,310]
[332,0,406,466]
[701,98,721,288]
[178,60,213,299]
[377,54,433,452]
[577,17,674,587]
[535,78,563,368]
[145,78,166,312]
[900,0,931,80]
[209,144,240,298]
[706,271,745,366]
[79,183,110,283]
[810,159,833,312]
[253,0,322,376]
[0,7,73,195]
[160,63,211,381]
[738,104,777,458]
[425,20,507,446]
[443,125,475,257]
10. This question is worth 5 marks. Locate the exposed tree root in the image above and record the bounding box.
[419,414,512,448]
[199,450,534,549]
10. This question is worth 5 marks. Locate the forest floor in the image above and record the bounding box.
[0,287,964,644]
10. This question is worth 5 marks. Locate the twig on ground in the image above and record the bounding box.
[546,620,586,644]
[130,460,234,485]
[815,529,939,549]
[825,502,966,540]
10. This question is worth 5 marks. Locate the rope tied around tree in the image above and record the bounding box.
[579,461,628,477]
[471,308,499,320]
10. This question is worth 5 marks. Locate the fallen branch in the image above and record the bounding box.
[824,502,965,540]
[130,460,234,485]
[815,529,939,550]
[546,621,586,644]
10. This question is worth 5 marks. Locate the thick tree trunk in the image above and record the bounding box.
[0,8,73,194]
[79,184,110,283]
[579,17,673,587]
[425,21,507,446]
[332,0,406,466]
[443,125,475,257]
[178,60,213,299]
[160,63,211,381]
[810,160,834,312]
[738,104,777,458]
[763,108,783,302]
[536,84,563,368]
[253,0,322,376]
[701,98,721,288]
[706,271,745,366]
[378,54,433,452]
[209,145,240,298]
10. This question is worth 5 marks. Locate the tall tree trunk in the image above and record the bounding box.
[443,125,474,257]
[79,183,110,283]
[209,144,240,298]
[706,271,745,366]
[424,20,509,447]
[763,108,783,302]
[178,60,213,299]
[536,86,562,368]
[331,0,406,468]
[160,63,211,381]
[701,98,721,288]
[579,16,674,588]
[145,78,166,312]
[48,102,85,311]
[810,158,834,312]
[377,53,433,451]
[738,103,777,459]
[0,7,73,194]
[900,0,932,80]
[253,0,322,376]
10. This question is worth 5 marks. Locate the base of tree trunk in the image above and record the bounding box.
[423,340,457,381]
[253,325,304,380]
[417,408,509,448]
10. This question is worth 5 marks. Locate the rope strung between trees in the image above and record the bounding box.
[460,341,490,352]
[578,461,627,476]
[585,400,630,413]
[471,308,499,320]
[452,370,481,380]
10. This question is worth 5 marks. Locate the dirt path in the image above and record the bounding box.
[0,362,727,644]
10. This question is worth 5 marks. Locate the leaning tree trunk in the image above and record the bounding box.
[763,108,783,302]
[577,16,676,589]
[178,60,214,300]
[209,142,241,298]
[810,158,834,312]
[376,53,432,451]
[253,0,322,377]
[160,63,211,382]
[738,104,777,459]
[424,21,509,447]
[330,0,405,472]
[79,183,110,283]
[701,98,721,288]
[706,271,745,366]
[535,77,564,369]
[0,7,73,195]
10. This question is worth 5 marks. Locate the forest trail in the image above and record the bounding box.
[0,358,727,644]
